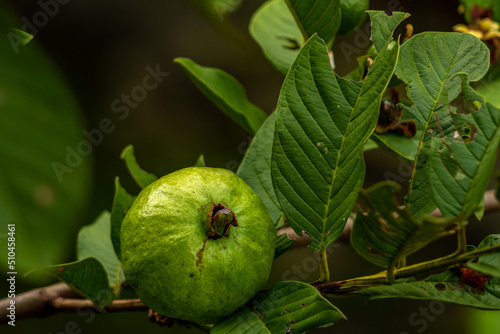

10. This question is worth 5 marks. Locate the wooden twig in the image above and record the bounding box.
[0,282,148,324]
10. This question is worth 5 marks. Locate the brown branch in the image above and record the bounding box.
[0,282,148,325]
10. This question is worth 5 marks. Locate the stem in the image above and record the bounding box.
[456,225,467,254]
[317,243,500,294]
[318,249,330,283]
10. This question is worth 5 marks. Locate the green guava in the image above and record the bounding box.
[120,167,276,324]
[338,0,370,35]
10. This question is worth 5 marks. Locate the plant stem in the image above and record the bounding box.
[456,225,467,254]
[318,249,330,282]
[316,243,500,294]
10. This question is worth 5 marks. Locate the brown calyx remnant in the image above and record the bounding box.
[457,267,491,291]
[205,203,238,240]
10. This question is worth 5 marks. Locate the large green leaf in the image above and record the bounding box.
[285,0,340,46]
[34,258,112,307]
[211,281,345,334]
[237,113,282,224]
[77,211,125,297]
[351,182,457,273]
[271,27,400,252]
[110,177,135,261]
[0,4,91,277]
[357,270,500,310]
[467,235,500,278]
[174,57,267,135]
[396,32,495,219]
[249,0,304,74]
[120,145,158,189]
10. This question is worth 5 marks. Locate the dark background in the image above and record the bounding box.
[3,0,500,333]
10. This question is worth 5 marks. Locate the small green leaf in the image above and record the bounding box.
[249,0,304,74]
[174,57,267,135]
[351,182,457,272]
[368,11,410,52]
[357,270,500,310]
[364,139,378,152]
[274,234,296,259]
[110,178,135,261]
[211,281,345,334]
[120,145,158,188]
[77,211,125,297]
[194,154,206,167]
[188,0,242,20]
[272,28,400,252]
[476,65,500,109]
[285,0,341,46]
[371,131,419,162]
[33,258,113,307]
[237,113,282,224]
[8,28,33,47]
[467,235,500,278]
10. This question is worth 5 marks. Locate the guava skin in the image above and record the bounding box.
[120,167,276,324]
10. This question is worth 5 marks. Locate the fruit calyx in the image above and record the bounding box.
[205,203,238,239]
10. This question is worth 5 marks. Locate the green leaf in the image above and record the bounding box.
[368,11,410,52]
[120,145,158,188]
[34,258,113,307]
[249,0,304,74]
[364,139,378,152]
[476,64,500,108]
[371,109,421,162]
[174,57,267,135]
[274,233,296,259]
[467,235,500,278]
[396,32,495,219]
[285,0,341,46]
[77,211,125,297]
[194,154,206,167]
[357,270,500,310]
[0,4,91,277]
[271,29,399,252]
[466,309,500,334]
[211,281,345,334]
[237,113,282,224]
[8,28,33,47]
[188,0,242,20]
[110,178,135,261]
[351,182,458,272]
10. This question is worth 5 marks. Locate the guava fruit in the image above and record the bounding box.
[120,167,276,324]
[338,0,370,35]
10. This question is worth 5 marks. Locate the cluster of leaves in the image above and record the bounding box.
[27,0,500,333]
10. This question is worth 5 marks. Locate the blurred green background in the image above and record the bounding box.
[1,0,500,333]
